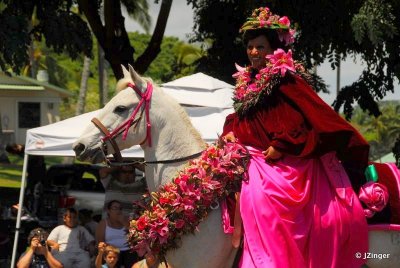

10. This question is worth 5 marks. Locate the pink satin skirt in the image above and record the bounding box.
[239,147,368,268]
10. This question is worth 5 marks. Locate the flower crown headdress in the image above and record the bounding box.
[240,7,295,46]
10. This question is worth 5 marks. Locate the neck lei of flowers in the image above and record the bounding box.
[233,48,310,116]
[128,134,249,259]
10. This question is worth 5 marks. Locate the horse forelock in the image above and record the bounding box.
[116,77,132,92]
[115,77,155,93]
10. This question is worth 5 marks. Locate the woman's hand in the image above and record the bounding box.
[262,146,283,162]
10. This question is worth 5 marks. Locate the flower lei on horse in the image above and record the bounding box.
[128,135,249,258]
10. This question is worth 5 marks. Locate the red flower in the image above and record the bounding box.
[175,219,185,229]
[159,197,172,205]
[136,216,148,231]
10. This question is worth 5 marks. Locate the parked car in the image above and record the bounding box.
[45,163,106,217]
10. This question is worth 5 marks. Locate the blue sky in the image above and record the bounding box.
[124,2,400,105]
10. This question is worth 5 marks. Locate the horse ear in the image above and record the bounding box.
[128,64,144,89]
[121,65,130,79]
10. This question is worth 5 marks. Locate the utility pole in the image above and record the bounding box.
[336,53,341,97]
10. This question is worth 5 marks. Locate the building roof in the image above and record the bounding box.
[0,72,72,97]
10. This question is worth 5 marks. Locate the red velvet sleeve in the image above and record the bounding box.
[222,93,318,156]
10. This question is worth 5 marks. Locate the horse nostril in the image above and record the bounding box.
[73,143,86,156]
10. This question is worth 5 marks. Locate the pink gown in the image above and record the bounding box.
[223,75,369,267]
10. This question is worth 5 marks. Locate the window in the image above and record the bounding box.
[18,102,40,128]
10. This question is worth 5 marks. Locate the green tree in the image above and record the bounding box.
[0,0,173,79]
[352,101,400,159]
[187,0,400,119]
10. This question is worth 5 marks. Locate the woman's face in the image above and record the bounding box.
[107,201,123,217]
[247,35,273,70]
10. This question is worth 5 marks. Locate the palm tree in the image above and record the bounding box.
[170,43,203,79]
[362,102,400,160]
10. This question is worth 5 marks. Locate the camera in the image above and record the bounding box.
[40,240,46,246]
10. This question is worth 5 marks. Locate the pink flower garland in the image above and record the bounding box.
[128,134,249,258]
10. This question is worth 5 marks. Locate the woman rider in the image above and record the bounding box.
[223,7,369,268]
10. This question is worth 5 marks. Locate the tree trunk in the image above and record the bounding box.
[78,0,173,79]
[29,43,38,78]
[135,0,173,74]
[98,42,108,107]
[76,56,91,115]
[102,68,108,105]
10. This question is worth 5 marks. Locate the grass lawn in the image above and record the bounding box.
[0,154,23,188]
[0,155,65,188]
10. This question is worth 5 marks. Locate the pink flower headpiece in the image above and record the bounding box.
[240,7,296,46]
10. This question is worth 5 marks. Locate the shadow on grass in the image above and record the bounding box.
[0,165,22,188]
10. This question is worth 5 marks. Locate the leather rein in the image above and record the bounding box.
[91,82,203,166]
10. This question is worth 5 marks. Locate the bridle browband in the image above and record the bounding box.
[91,81,203,165]
[91,82,153,163]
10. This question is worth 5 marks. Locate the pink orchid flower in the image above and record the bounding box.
[266,49,295,76]
[278,28,296,45]
[232,63,246,78]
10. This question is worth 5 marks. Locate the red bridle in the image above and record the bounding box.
[91,82,153,162]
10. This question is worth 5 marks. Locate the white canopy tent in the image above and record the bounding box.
[11,73,234,266]
[24,107,233,157]
[162,72,234,108]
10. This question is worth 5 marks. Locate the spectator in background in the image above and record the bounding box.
[17,228,63,268]
[79,208,98,236]
[6,143,46,214]
[96,200,138,268]
[47,208,95,268]
[95,242,120,268]
[99,165,146,219]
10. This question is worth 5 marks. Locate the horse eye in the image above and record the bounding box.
[114,105,127,114]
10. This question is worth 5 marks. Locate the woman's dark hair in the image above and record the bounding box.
[242,28,288,51]
[106,200,121,210]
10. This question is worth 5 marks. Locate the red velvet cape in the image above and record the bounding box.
[223,75,369,185]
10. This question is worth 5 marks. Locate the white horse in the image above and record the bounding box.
[73,66,237,268]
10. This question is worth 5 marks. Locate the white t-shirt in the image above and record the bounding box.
[47,225,94,253]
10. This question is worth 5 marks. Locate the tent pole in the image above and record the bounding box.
[11,153,28,267]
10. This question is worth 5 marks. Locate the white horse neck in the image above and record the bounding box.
[140,86,206,191]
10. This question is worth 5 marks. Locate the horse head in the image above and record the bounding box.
[73,65,150,163]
